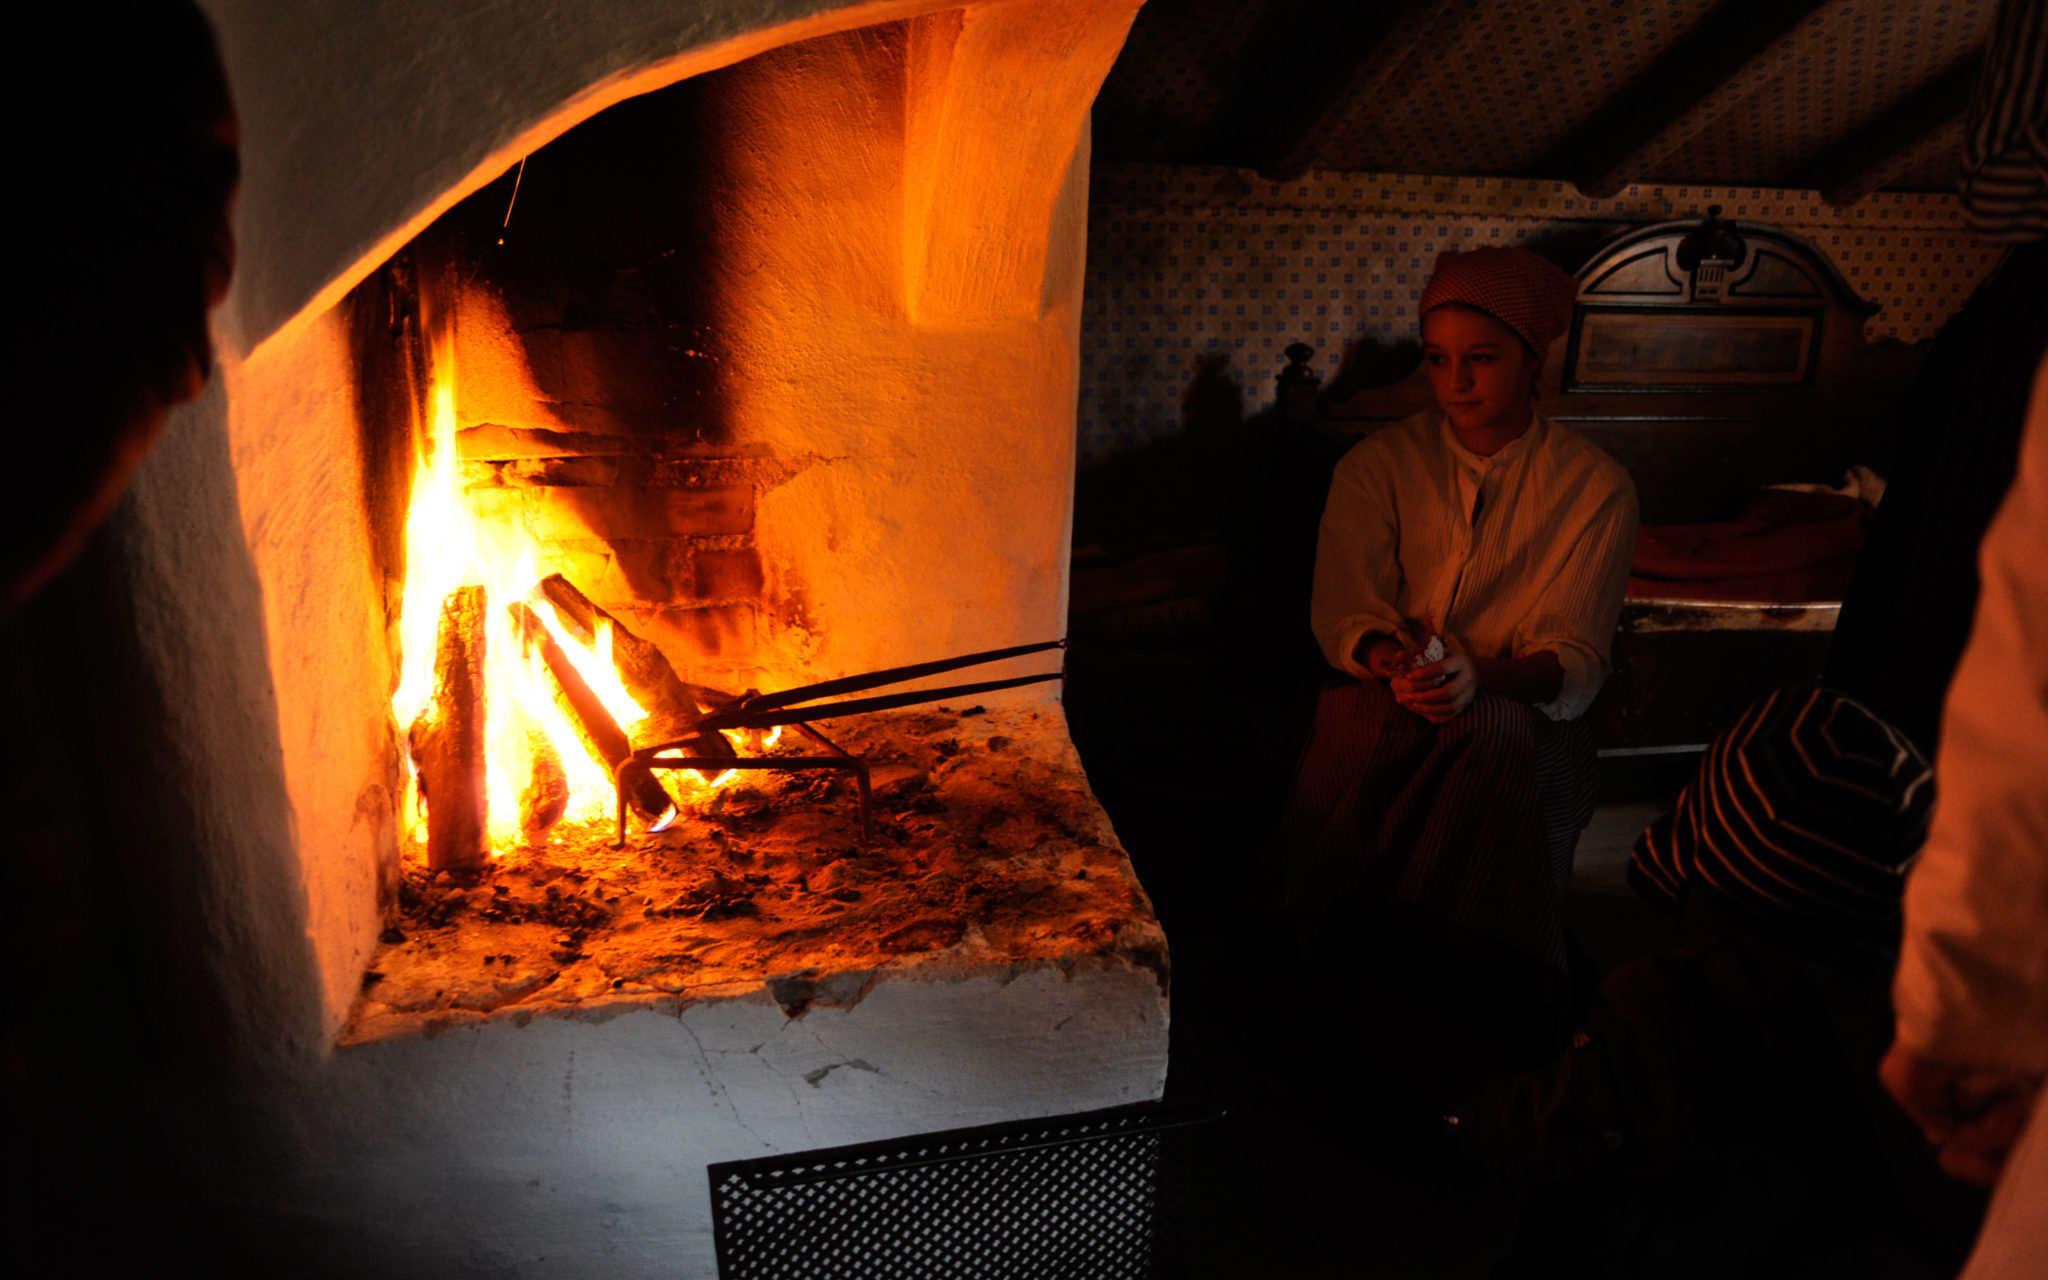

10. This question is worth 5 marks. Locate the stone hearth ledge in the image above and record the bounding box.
[343,704,1169,1045]
[303,705,1170,1273]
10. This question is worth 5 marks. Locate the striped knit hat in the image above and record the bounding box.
[1629,687,1932,939]
[1419,246,1581,353]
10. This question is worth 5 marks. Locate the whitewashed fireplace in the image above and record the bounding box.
[35,1,1165,1274]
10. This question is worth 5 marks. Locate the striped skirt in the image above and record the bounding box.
[1277,679,1596,971]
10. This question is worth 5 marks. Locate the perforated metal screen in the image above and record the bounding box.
[707,1103,1214,1279]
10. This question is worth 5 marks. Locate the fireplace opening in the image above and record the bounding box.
[339,19,1167,1038]
[8,3,1160,1271]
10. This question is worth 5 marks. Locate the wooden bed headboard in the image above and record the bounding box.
[1313,210,1927,523]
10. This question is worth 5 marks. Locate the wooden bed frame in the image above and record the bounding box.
[1277,211,1927,753]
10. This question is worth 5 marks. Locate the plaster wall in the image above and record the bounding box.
[47,381,326,1071]
[184,0,1145,1043]
[198,0,953,355]
[42,1,1166,1269]
[226,964,1167,1277]
[722,25,1101,682]
[440,15,1115,688]
[223,310,400,1037]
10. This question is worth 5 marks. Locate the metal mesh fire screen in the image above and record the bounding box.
[706,1101,1218,1279]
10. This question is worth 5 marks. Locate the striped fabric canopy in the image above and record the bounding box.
[1630,687,1933,939]
[1964,0,2048,241]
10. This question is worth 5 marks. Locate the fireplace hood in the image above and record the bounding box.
[8,2,1162,1274]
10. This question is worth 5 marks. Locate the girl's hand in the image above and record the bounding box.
[1391,633,1476,724]
[1362,635,1410,680]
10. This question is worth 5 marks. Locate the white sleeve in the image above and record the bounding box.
[1893,356,2048,1076]
[1310,447,1409,677]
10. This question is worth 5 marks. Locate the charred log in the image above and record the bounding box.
[538,572,737,761]
[509,600,676,821]
[407,584,489,870]
[519,729,569,843]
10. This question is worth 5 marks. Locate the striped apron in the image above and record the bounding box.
[1277,678,1596,971]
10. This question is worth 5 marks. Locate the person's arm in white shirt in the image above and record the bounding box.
[1883,357,2048,1186]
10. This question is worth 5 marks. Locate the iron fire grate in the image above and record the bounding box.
[706,1101,1217,1279]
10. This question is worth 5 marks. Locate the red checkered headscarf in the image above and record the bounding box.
[1418,247,1581,353]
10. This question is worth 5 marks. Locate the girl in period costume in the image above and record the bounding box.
[1280,246,1637,1075]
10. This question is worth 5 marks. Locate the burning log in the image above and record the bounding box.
[407,585,489,870]
[519,729,569,843]
[537,573,739,763]
[509,600,677,821]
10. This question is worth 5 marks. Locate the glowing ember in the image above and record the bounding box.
[391,336,735,858]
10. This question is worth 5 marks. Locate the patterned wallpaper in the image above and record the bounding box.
[1308,0,1725,178]
[1868,114,1974,194]
[1640,0,1993,187]
[1091,0,1263,160]
[1093,0,1997,192]
[1077,164,2007,464]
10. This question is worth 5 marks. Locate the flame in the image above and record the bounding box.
[391,335,743,856]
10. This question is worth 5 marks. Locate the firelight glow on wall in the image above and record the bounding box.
[43,2,1169,1275]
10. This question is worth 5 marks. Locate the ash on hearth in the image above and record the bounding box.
[345,703,1166,1041]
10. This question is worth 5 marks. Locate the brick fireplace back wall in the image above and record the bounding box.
[396,69,824,691]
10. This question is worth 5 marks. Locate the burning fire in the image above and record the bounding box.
[391,338,745,859]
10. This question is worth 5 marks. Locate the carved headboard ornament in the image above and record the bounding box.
[1565,213,1880,393]
[1675,205,1746,300]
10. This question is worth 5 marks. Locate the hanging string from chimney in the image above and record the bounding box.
[497,156,527,246]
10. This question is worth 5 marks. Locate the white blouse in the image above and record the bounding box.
[1310,409,1638,721]
[1894,356,2048,1079]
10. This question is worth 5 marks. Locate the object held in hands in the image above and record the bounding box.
[1411,635,1446,669]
